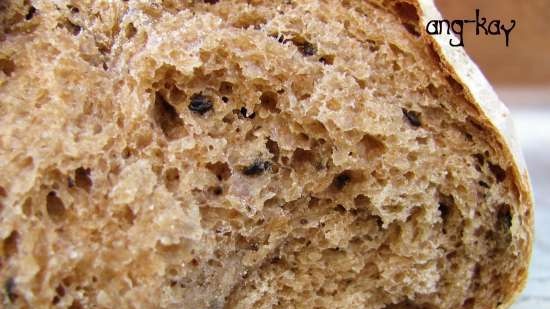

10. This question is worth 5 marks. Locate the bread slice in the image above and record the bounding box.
[0,0,533,308]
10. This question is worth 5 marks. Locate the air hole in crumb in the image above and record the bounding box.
[153,92,185,140]
[222,113,235,124]
[55,284,66,298]
[354,77,367,89]
[382,204,404,213]
[473,153,485,166]
[4,277,17,303]
[22,197,33,216]
[232,15,266,29]
[219,81,233,94]
[319,55,335,65]
[210,186,223,196]
[439,202,450,223]
[332,171,352,190]
[52,284,65,304]
[394,2,419,22]
[266,139,280,161]
[445,77,464,94]
[164,168,180,191]
[0,58,16,77]
[334,204,346,213]
[394,2,420,36]
[122,147,132,159]
[359,134,386,159]
[46,192,66,222]
[75,168,92,192]
[25,6,37,20]
[260,91,279,113]
[403,23,420,36]
[479,180,490,188]
[295,40,317,56]
[489,163,506,183]
[354,195,370,208]
[496,204,512,249]
[3,231,19,258]
[69,300,84,309]
[438,194,454,233]
[239,107,256,119]
[206,162,231,181]
[59,19,82,35]
[402,108,422,127]
[125,23,137,39]
[67,5,79,14]
[291,148,315,170]
[407,152,418,162]
[204,0,219,4]
[462,298,475,309]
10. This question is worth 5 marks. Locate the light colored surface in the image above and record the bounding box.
[508,102,550,308]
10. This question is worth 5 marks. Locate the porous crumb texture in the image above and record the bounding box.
[0,0,531,308]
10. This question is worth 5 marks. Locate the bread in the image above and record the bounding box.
[0,0,533,308]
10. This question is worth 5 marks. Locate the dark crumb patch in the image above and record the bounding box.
[402,108,422,127]
[334,204,346,213]
[221,96,229,103]
[438,202,450,222]
[297,41,317,56]
[497,205,512,231]
[68,5,79,14]
[219,81,233,94]
[212,186,223,195]
[0,58,16,77]
[25,6,36,20]
[271,33,287,43]
[154,92,183,139]
[495,204,513,250]
[64,20,82,35]
[243,160,270,176]
[67,177,75,188]
[299,218,308,225]
[75,167,92,192]
[489,163,506,183]
[125,23,137,39]
[239,107,256,119]
[478,180,490,188]
[473,153,485,165]
[203,0,219,4]
[188,93,213,115]
[5,277,17,303]
[333,173,351,190]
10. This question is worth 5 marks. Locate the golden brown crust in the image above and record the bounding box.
[412,1,534,307]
